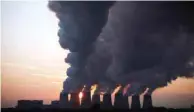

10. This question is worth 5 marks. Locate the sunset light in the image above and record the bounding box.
[1,1,194,109]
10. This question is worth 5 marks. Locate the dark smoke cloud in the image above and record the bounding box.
[49,1,194,95]
[84,1,194,95]
[48,1,115,92]
[99,2,194,95]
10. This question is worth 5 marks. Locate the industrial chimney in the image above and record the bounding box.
[69,93,80,108]
[143,95,153,109]
[131,95,141,109]
[101,94,113,109]
[81,91,91,108]
[59,92,70,108]
[114,93,129,109]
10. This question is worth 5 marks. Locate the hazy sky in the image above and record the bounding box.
[1,1,194,108]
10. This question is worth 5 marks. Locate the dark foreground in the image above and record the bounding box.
[2,108,194,112]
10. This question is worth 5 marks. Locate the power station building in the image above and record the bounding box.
[16,92,153,109]
[17,100,43,109]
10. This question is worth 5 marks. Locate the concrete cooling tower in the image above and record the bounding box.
[114,93,129,109]
[131,95,141,109]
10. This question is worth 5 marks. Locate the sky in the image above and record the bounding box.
[1,1,194,108]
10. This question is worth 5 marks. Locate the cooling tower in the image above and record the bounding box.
[143,95,153,109]
[81,91,91,108]
[101,94,113,109]
[69,93,80,108]
[92,94,100,105]
[59,92,70,108]
[131,95,141,109]
[114,93,129,109]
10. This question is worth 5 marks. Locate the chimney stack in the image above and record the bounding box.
[59,92,70,108]
[143,95,153,109]
[101,94,113,109]
[131,95,141,109]
[69,93,80,108]
[114,93,129,109]
[81,91,91,108]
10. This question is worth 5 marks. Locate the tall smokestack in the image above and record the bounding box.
[101,94,113,109]
[131,95,141,109]
[81,92,91,108]
[143,95,153,109]
[69,93,80,108]
[114,93,129,109]
[59,92,70,108]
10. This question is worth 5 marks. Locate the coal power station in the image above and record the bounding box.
[16,92,153,109]
[57,92,153,109]
[48,1,194,110]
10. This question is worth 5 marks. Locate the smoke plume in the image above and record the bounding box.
[49,1,194,95]
[99,2,194,95]
[48,1,115,92]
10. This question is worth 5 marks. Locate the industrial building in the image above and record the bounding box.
[16,100,43,109]
[51,100,60,108]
